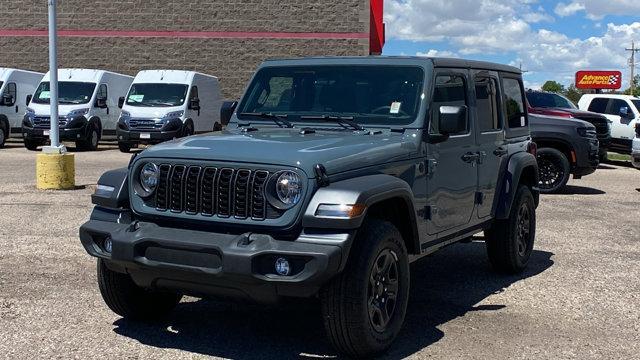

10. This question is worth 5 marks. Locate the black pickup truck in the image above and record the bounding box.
[530,114,599,193]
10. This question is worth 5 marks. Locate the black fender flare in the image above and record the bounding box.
[91,167,129,211]
[495,152,539,219]
[302,174,420,250]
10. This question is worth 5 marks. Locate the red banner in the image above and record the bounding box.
[575,70,622,90]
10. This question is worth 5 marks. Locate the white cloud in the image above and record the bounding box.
[416,49,457,57]
[554,2,585,17]
[554,1,640,19]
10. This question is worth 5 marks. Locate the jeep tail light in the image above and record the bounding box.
[527,142,537,157]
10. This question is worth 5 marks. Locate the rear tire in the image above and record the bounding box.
[0,124,6,148]
[485,185,536,274]
[77,124,100,151]
[537,147,570,194]
[97,259,181,320]
[118,142,132,153]
[24,138,40,151]
[320,220,409,358]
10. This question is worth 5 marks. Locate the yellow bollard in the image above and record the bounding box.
[36,153,75,190]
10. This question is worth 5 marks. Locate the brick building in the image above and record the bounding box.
[0,1,385,99]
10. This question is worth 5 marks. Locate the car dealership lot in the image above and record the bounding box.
[0,140,639,359]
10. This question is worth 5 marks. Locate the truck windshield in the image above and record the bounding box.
[237,65,425,126]
[126,83,188,107]
[526,92,577,109]
[32,81,96,105]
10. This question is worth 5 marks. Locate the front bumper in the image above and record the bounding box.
[572,137,599,178]
[79,215,352,303]
[117,128,181,145]
[632,138,640,169]
[22,116,88,142]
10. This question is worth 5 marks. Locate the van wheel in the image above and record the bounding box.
[24,138,40,151]
[320,219,409,358]
[118,142,132,153]
[485,185,536,274]
[0,125,6,148]
[77,124,100,151]
[537,147,570,194]
[213,122,222,131]
[182,122,194,137]
[97,259,181,320]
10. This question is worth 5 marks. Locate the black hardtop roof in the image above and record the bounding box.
[262,56,522,74]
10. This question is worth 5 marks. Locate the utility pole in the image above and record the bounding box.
[626,40,640,91]
[45,0,63,153]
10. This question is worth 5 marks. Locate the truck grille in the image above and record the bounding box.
[128,119,162,130]
[573,115,609,138]
[152,164,275,220]
[33,116,68,128]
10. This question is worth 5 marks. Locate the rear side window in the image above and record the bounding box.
[431,74,468,135]
[502,78,527,128]
[587,98,608,113]
[606,99,628,115]
[475,77,500,131]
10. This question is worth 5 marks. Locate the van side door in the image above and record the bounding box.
[472,71,506,219]
[426,70,478,235]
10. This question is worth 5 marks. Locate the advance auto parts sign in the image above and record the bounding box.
[576,71,622,90]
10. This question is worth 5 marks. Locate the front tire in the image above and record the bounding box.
[485,185,536,274]
[97,259,181,320]
[77,124,100,151]
[182,121,194,137]
[537,147,570,194]
[24,138,40,151]
[118,142,132,153]
[320,220,410,358]
[0,125,6,148]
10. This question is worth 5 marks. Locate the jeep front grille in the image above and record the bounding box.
[152,164,275,220]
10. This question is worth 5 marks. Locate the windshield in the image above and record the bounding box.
[32,81,96,104]
[237,65,425,126]
[526,92,576,109]
[126,83,188,107]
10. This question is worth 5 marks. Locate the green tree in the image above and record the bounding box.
[564,83,583,105]
[541,80,565,93]
[623,74,640,96]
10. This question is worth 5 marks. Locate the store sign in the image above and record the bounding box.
[575,70,622,89]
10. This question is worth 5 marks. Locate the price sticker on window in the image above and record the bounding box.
[390,102,402,114]
[129,94,144,102]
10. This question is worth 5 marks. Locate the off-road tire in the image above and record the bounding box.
[537,147,570,194]
[97,259,181,320]
[24,138,40,151]
[485,185,536,274]
[320,220,410,358]
[118,142,132,153]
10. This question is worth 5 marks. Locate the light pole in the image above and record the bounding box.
[36,0,75,190]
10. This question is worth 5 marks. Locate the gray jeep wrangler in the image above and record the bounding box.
[80,57,539,358]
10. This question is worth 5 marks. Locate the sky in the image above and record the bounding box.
[382,0,640,90]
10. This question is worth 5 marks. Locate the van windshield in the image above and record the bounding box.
[126,83,188,107]
[32,81,96,104]
[237,65,425,126]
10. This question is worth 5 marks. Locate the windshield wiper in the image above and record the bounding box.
[239,112,294,128]
[300,114,364,131]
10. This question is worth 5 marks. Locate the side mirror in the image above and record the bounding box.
[439,105,468,135]
[220,101,238,126]
[189,98,201,111]
[26,94,32,106]
[118,96,125,109]
[1,94,13,106]
[620,107,634,119]
[95,97,107,108]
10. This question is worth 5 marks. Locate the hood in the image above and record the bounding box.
[121,105,185,119]
[531,106,606,120]
[530,114,594,129]
[137,127,421,177]
[28,102,91,117]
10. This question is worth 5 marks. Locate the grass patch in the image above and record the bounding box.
[606,153,631,162]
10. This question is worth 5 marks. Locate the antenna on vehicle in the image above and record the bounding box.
[161,70,165,81]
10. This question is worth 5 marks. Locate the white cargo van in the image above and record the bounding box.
[116,70,222,152]
[578,94,640,154]
[23,69,133,151]
[0,68,44,148]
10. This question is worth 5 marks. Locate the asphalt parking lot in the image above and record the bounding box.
[0,139,639,359]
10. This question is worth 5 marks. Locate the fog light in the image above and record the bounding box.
[103,237,112,253]
[274,257,291,276]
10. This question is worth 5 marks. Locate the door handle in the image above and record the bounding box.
[461,152,479,163]
[493,147,508,157]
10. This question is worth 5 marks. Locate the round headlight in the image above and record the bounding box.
[139,163,160,194]
[275,171,302,207]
